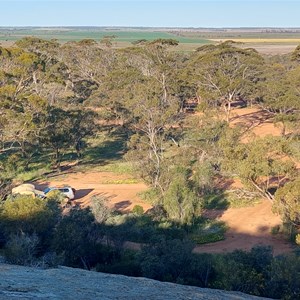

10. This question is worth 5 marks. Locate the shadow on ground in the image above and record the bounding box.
[114,200,132,211]
[74,188,94,200]
[82,131,128,166]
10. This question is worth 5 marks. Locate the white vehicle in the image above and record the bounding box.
[43,186,76,200]
[12,184,76,201]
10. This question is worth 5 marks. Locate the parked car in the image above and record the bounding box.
[43,186,76,200]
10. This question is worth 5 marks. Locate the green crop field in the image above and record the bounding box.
[0,27,209,44]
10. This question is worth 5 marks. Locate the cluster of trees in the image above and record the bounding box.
[1,36,300,297]
[0,36,300,227]
[0,37,300,202]
[0,38,98,175]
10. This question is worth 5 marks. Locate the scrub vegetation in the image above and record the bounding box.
[1,36,300,299]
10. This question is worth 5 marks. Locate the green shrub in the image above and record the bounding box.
[90,195,111,223]
[138,188,161,204]
[96,250,141,277]
[203,193,229,209]
[189,220,227,244]
[15,166,52,182]
[0,194,61,247]
[132,205,144,215]
[52,208,103,268]
[191,232,225,244]
[4,233,39,266]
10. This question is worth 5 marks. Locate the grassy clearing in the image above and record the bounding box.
[90,161,134,174]
[0,127,133,184]
[83,133,125,164]
[75,129,137,176]
[100,178,140,184]
[190,219,227,244]
[14,167,52,183]
[203,190,261,209]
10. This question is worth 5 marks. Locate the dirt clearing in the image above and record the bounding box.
[195,200,294,255]
[35,169,294,255]
[35,171,151,212]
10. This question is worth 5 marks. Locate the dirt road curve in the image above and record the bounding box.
[35,171,294,255]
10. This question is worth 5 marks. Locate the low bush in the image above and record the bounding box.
[132,205,144,215]
[191,232,225,244]
[138,188,161,204]
[188,219,227,244]
[4,233,39,266]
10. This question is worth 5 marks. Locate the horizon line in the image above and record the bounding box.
[1,26,300,29]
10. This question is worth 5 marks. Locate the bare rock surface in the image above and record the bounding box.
[0,263,272,299]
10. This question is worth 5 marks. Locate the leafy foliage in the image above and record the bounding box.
[274,177,300,225]
[52,208,103,268]
[188,42,264,121]
[0,195,61,246]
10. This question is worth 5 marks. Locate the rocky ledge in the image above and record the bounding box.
[0,263,271,299]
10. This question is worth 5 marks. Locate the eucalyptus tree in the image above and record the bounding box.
[0,46,48,158]
[220,135,297,202]
[187,42,264,122]
[0,45,40,104]
[60,39,103,86]
[89,40,183,191]
[291,43,300,62]
[163,167,201,224]
[14,37,70,105]
[67,109,98,158]
[0,95,48,162]
[60,39,118,104]
[141,39,180,105]
[274,177,300,226]
[125,75,180,191]
[87,47,140,125]
[15,37,60,64]
[39,107,97,166]
[262,63,300,136]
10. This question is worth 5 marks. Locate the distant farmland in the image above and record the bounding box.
[1,27,299,54]
[0,27,209,44]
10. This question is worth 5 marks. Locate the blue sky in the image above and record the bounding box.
[1,1,300,27]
